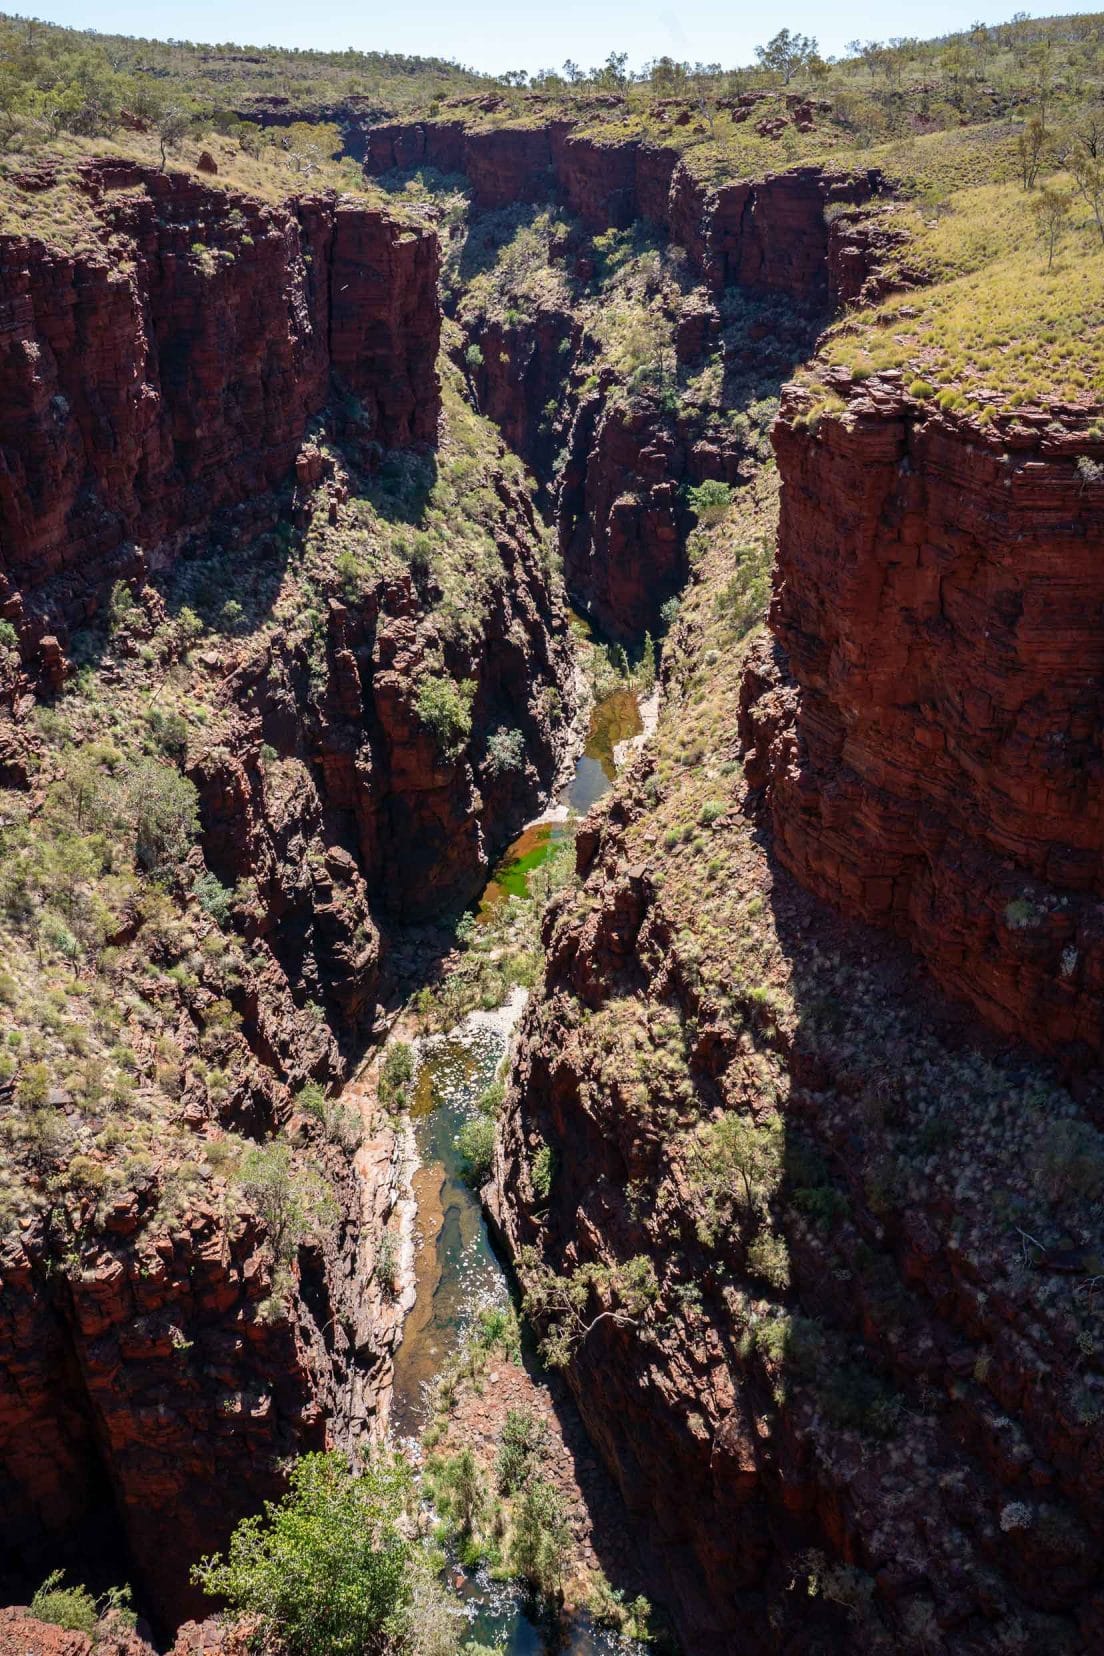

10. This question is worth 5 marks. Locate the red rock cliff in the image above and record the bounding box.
[364,119,882,297]
[0,160,440,632]
[740,376,1104,1059]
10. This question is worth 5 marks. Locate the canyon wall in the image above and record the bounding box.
[0,154,579,1633]
[366,119,882,640]
[492,767,1104,1655]
[0,159,440,641]
[365,120,883,299]
[741,375,1104,1061]
[198,468,574,931]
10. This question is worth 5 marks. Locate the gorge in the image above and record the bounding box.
[0,15,1103,1656]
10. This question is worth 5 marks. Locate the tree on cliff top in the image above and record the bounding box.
[155,104,190,170]
[754,29,819,85]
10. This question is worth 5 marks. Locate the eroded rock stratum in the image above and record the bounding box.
[2,35,1104,1656]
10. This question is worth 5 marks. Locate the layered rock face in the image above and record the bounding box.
[493,778,1104,1656]
[371,120,879,640]
[741,381,1104,1059]
[366,120,882,298]
[0,153,578,1636]
[0,1195,330,1630]
[0,160,439,637]
[197,477,574,934]
[557,393,743,639]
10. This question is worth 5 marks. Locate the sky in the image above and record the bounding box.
[26,0,1059,77]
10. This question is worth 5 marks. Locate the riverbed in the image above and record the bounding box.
[388,682,650,1654]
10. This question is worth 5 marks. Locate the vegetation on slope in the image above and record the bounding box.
[0,342,555,1258]
[507,468,1104,1650]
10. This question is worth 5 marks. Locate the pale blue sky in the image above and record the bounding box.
[28,0,1058,76]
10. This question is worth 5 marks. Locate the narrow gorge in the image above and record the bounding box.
[1,17,1103,1656]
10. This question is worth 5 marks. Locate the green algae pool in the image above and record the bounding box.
[478,688,643,918]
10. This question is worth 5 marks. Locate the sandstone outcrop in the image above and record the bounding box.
[492,746,1104,1655]
[740,375,1104,1060]
[0,1608,154,1656]
[0,1206,319,1631]
[365,118,883,298]
[0,160,440,643]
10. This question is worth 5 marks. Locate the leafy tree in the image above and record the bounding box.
[239,1139,336,1269]
[599,51,629,87]
[284,119,343,174]
[126,758,199,873]
[691,1108,784,1245]
[1017,113,1049,188]
[509,1479,571,1602]
[687,479,733,525]
[193,1452,416,1656]
[519,1249,659,1367]
[755,29,819,85]
[1067,141,1104,245]
[1030,185,1071,268]
[156,103,190,169]
[484,726,525,776]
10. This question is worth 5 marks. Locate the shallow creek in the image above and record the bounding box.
[387,685,649,1654]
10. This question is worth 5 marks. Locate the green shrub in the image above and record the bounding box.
[531,1142,553,1202]
[747,1230,791,1290]
[379,1042,414,1109]
[508,1478,571,1601]
[146,707,189,759]
[438,1447,484,1535]
[588,1573,652,1640]
[374,1229,400,1296]
[484,726,526,776]
[194,870,234,927]
[415,675,475,759]
[127,759,199,874]
[108,581,136,634]
[297,1081,327,1119]
[15,1061,50,1107]
[687,479,733,524]
[29,1572,98,1636]
[238,1140,335,1268]
[193,1452,416,1656]
[496,1407,549,1495]
[457,1115,496,1186]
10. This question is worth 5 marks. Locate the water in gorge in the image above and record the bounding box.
[388,685,647,1655]
[479,687,642,915]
